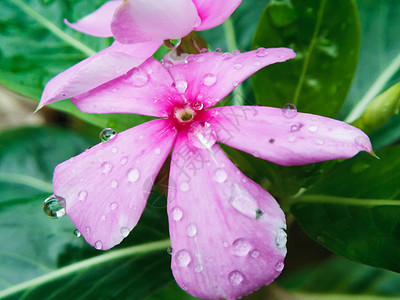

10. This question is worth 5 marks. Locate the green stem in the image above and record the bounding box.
[345,50,400,123]
[0,239,171,298]
[11,0,96,57]
[0,172,53,193]
[223,18,245,106]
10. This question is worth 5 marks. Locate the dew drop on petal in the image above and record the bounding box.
[282,103,297,119]
[85,226,91,234]
[232,238,251,256]
[128,68,150,87]
[110,202,118,210]
[127,168,140,182]
[175,249,191,267]
[111,147,118,153]
[233,81,239,87]
[234,63,242,70]
[290,124,301,132]
[120,157,128,165]
[202,73,217,87]
[174,80,188,94]
[229,184,259,218]
[110,180,119,189]
[316,139,324,145]
[78,190,87,201]
[101,214,107,221]
[101,162,113,174]
[120,227,130,237]
[180,181,189,192]
[255,208,264,219]
[187,224,197,237]
[100,128,116,142]
[171,207,183,221]
[154,148,161,155]
[276,261,284,272]
[188,122,217,149]
[43,195,65,218]
[167,247,173,255]
[213,168,227,183]
[73,229,81,237]
[308,125,318,133]
[192,101,203,111]
[276,228,287,248]
[228,270,244,286]
[250,250,260,258]
[94,240,103,250]
[233,50,240,55]
[256,48,269,57]
[194,264,203,273]
[222,52,232,60]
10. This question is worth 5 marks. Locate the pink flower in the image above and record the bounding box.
[65,0,242,43]
[41,48,372,300]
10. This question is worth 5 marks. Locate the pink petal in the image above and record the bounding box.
[192,0,242,31]
[207,106,373,166]
[168,134,286,299]
[64,0,123,37]
[38,41,161,109]
[166,48,295,109]
[111,0,200,44]
[71,57,184,117]
[53,119,177,250]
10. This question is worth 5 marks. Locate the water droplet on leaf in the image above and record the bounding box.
[43,195,65,218]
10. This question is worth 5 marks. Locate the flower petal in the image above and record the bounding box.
[38,41,161,109]
[71,57,183,117]
[53,119,177,250]
[166,48,295,108]
[168,134,286,299]
[208,106,373,166]
[192,0,242,31]
[64,0,123,37]
[111,0,200,44]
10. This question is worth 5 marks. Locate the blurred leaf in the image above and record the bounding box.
[0,0,149,132]
[252,0,360,117]
[290,145,400,272]
[0,126,173,298]
[352,82,400,133]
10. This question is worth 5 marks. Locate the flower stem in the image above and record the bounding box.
[223,18,245,106]
[11,0,96,57]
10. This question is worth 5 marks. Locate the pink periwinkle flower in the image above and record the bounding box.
[39,48,372,300]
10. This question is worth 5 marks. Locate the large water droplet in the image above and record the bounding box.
[101,162,113,174]
[120,227,130,237]
[276,228,287,248]
[95,240,103,250]
[175,249,191,267]
[192,101,203,111]
[180,181,189,192]
[43,195,65,218]
[213,169,227,183]
[228,270,244,286]
[171,207,183,221]
[256,48,269,57]
[74,229,81,237]
[127,168,140,182]
[174,80,188,94]
[188,122,217,149]
[187,224,197,237]
[78,190,87,201]
[282,103,297,119]
[232,238,251,256]
[127,68,150,87]
[202,73,217,87]
[229,184,259,218]
[100,128,116,143]
[222,52,232,60]
[164,38,181,49]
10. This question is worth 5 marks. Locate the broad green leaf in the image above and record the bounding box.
[0,126,173,298]
[289,145,400,272]
[252,0,360,117]
[0,0,149,132]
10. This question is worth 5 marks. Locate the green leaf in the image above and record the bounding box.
[252,0,360,117]
[0,126,173,298]
[289,145,400,272]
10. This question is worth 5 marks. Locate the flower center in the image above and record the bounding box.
[174,107,195,123]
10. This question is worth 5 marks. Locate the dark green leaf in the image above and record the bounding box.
[252,0,360,117]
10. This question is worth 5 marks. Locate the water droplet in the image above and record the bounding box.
[234,63,242,70]
[187,224,197,237]
[127,68,150,87]
[215,48,223,53]
[188,122,217,149]
[185,54,197,63]
[127,168,140,182]
[232,238,251,256]
[162,59,173,68]
[192,101,203,111]
[101,162,113,174]
[276,261,284,271]
[165,38,181,49]
[174,80,188,94]
[253,151,260,158]
[255,208,264,219]
[153,148,161,156]
[180,181,189,192]
[95,240,103,250]
[175,249,191,267]
[250,250,260,258]
[233,50,240,55]
[167,247,173,255]
[101,214,107,221]
[213,169,227,183]
[74,229,81,237]
[43,195,65,218]
[223,241,229,248]
[110,202,118,210]
[290,123,303,132]
[228,270,244,286]
[139,135,144,140]
[316,139,324,145]
[111,147,118,153]
[308,125,318,133]
[85,226,91,234]
[121,157,128,165]
[282,103,297,119]
[78,190,87,201]
[194,264,203,272]
[200,48,208,53]
[110,180,119,188]
[100,128,116,142]
[288,136,296,143]
[120,227,130,237]
[171,207,183,221]
[229,184,259,218]
[256,48,269,57]
[222,52,232,60]
[202,73,217,87]
[276,228,287,248]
